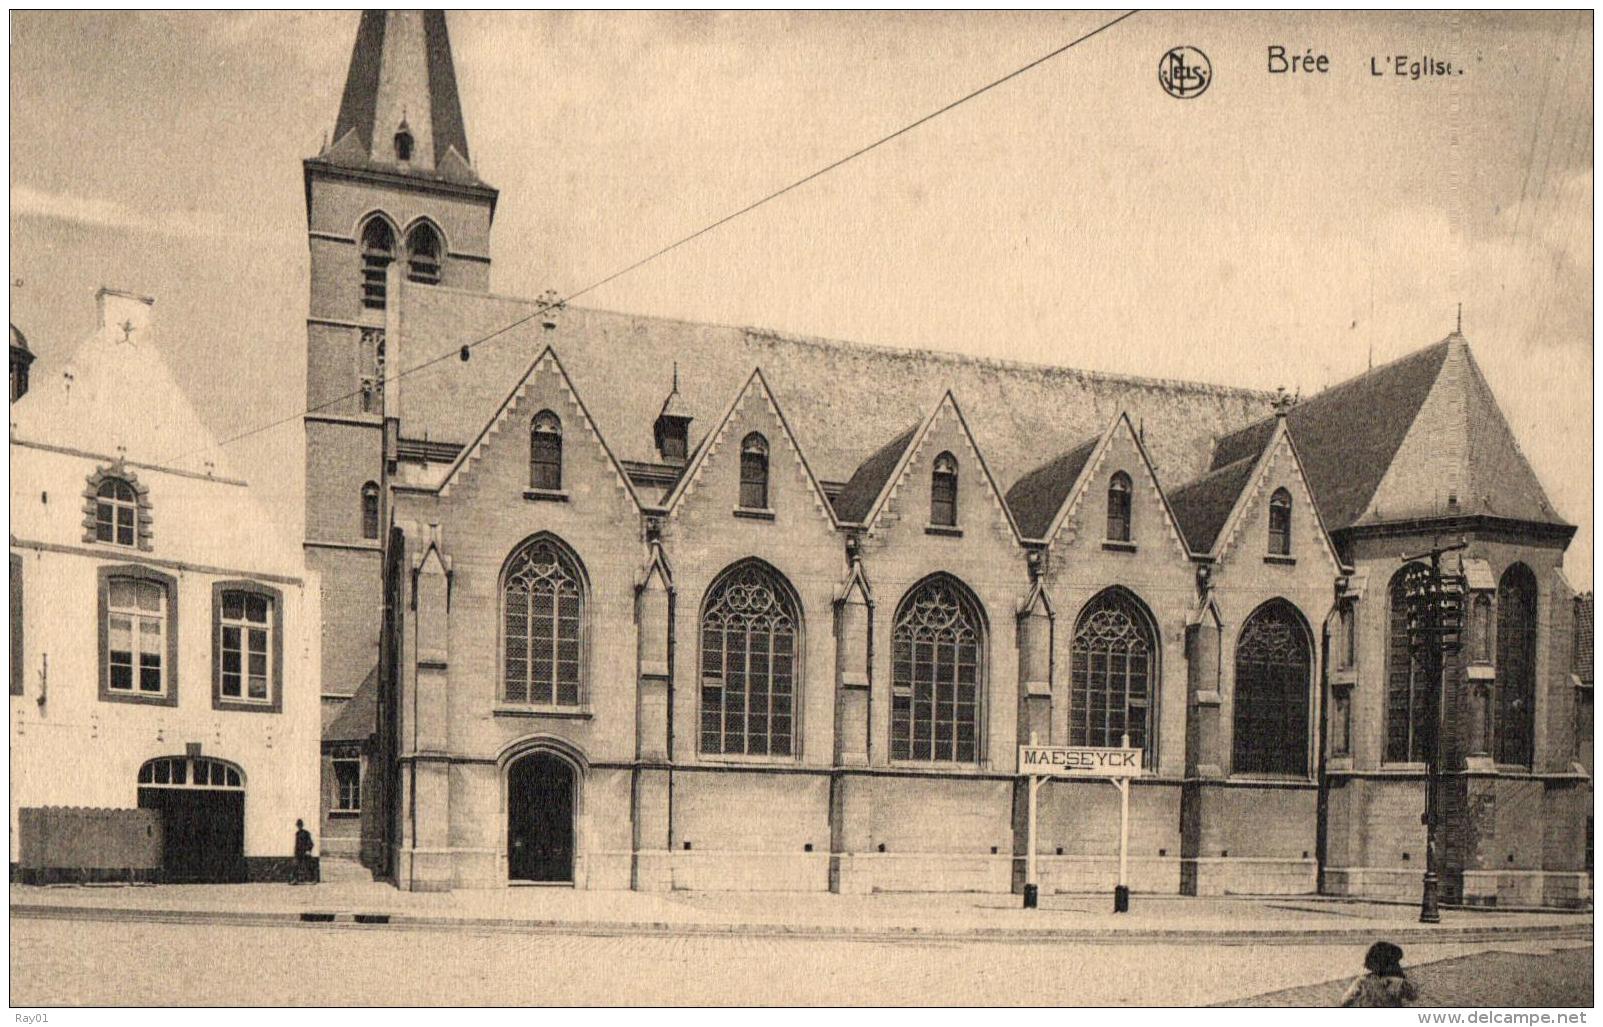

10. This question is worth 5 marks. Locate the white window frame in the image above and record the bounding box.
[219,590,274,704]
[107,577,168,696]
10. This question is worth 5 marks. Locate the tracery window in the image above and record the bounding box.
[1268,488,1293,555]
[530,410,563,491]
[1070,588,1155,758]
[501,536,585,706]
[1495,563,1537,767]
[891,576,984,763]
[699,561,799,756]
[739,433,769,509]
[1385,565,1431,763]
[96,478,139,547]
[1107,471,1133,542]
[1232,600,1311,775]
[930,452,958,527]
[360,217,395,309]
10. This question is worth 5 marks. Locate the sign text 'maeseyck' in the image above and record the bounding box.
[1018,745,1142,778]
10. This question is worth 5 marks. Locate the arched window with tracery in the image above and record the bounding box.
[739,433,769,509]
[360,216,395,309]
[1232,600,1312,775]
[501,536,585,707]
[1071,588,1157,758]
[699,561,799,756]
[1495,563,1537,767]
[406,222,442,285]
[530,410,563,491]
[1268,487,1293,556]
[930,452,958,527]
[892,575,984,763]
[1386,564,1431,763]
[1107,471,1133,542]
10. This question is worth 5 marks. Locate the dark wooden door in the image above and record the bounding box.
[138,787,245,883]
[507,753,574,882]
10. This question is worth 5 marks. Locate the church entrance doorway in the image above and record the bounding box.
[507,751,576,883]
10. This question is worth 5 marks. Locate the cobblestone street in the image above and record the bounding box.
[9,914,1591,1006]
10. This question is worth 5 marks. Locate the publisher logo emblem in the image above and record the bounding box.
[1158,46,1211,99]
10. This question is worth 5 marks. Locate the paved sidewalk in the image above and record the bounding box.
[10,880,1592,944]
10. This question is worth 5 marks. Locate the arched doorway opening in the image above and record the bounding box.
[136,756,245,883]
[506,751,577,883]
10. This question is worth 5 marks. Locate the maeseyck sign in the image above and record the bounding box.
[1018,745,1143,777]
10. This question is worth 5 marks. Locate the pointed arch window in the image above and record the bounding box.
[1495,563,1537,767]
[530,411,563,491]
[699,561,799,756]
[1268,488,1293,556]
[406,223,442,286]
[96,477,139,547]
[1107,471,1133,542]
[501,536,585,707]
[1233,600,1311,775]
[361,482,380,541]
[1385,565,1431,763]
[930,452,958,527]
[1071,588,1156,758]
[892,575,984,763]
[1472,594,1494,664]
[360,217,395,309]
[739,433,769,510]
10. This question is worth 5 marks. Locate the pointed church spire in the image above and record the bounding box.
[326,11,478,182]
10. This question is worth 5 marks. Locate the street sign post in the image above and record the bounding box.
[1017,736,1144,912]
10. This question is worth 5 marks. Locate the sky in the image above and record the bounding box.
[9,11,1594,584]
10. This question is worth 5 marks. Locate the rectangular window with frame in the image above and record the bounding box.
[107,577,167,695]
[220,591,273,703]
[212,581,284,713]
[332,758,361,814]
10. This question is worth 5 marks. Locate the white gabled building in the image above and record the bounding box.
[10,288,321,882]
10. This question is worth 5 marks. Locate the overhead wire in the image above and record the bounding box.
[161,9,1141,468]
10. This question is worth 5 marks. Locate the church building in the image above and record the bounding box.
[307,12,1590,905]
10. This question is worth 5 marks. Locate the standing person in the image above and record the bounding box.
[1340,941,1419,1007]
[291,819,316,885]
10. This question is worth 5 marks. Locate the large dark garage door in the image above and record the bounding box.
[136,756,246,883]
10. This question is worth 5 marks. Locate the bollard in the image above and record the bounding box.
[1113,884,1129,913]
[1023,883,1039,909]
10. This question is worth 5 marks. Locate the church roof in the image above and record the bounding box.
[325,663,378,743]
[391,284,1275,511]
[1004,433,1101,540]
[834,424,918,524]
[1167,453,1259,554]
[1202,335,1565,533]
[9,323,31,357]
[323,11,481,185]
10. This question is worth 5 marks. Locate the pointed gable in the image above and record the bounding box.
[436,346,640,510]
[1191,418,1340,571]
[859,391,1021,543]
[1005,434,1100,540]
[663,368,836,528]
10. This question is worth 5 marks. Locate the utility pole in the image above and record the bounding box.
[1399,535,1467,924]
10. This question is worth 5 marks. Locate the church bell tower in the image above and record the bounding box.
[303,10,497,866]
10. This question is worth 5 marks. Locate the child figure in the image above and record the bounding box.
[1341,941,1419,1007]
